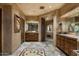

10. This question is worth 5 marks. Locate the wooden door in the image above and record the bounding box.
[41,17,46,42]
[21,18,25,43]
[0,8,2,55]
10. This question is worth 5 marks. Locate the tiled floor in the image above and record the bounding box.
[12,39,66,56]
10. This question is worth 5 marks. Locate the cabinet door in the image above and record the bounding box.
[60,36,63,50]
[64,38,69,54]
[56,35,58,47]
[61,36,65,51]
[56,35,60,47]
[67,38,72,55]
[65,37,77,56]
[71,38,77,55]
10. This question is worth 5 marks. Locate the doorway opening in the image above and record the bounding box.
[45,20,53,42]
[0,8,2,55]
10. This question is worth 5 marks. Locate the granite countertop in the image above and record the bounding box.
[58,34,79,39]
[26,31,38,33]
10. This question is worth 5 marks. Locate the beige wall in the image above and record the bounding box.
[1,4,26,55]
[11,4,26,52]
[2,5,12,55]
[11,5,21,53]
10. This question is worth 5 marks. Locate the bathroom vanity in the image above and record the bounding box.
[56,16,79,56]
[25,21,39,42]
[25,32,38,42]
[56,34,79,56]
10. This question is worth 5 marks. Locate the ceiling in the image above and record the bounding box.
[61,7,79,18]
[16,3,65,16]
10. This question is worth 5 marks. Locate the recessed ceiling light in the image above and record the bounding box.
[40,6,45,9]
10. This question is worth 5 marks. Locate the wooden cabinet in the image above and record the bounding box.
[56,35,59,47]
[61,36,65,51]
[25,33,38,42]
[64,37,71,55]
[56,35,77,56]
[56,35,65,51]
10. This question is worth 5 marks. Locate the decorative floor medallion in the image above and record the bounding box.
[12,40,65,56]
[19,48,46,56]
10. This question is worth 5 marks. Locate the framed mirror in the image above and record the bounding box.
[74,23,79,33]
[14,14,21,33]
[25,21,38,32]
[27,23,38,32]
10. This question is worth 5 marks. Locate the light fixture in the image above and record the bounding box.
[40,6,45,9]
[49,6,52,8]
